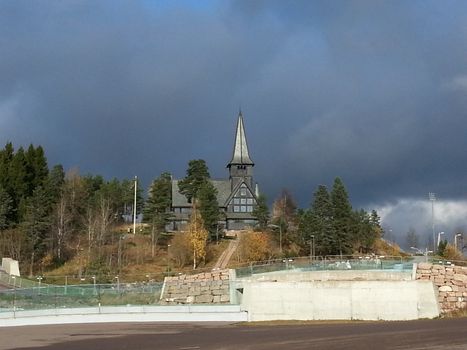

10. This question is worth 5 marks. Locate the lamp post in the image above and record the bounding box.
[133,176,137,235]
[167,244,171,276]
[437,231,445,250]
[455,233,463,251]
[411,247,432,262]
[278,219,282,254]
[429,192,436,252]
[92,276,96,295]
[114,276,120,293]
[308,235,315,263]
[36,276,43,295]
[12,276,16,317]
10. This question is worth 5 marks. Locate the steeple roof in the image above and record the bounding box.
[228,111,254,166]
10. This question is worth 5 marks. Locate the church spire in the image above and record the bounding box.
[228,111,254,167]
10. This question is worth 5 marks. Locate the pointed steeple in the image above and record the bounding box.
[228,111,254,167]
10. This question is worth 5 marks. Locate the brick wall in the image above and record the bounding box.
[160,269,231,305]
[416,262,467,313]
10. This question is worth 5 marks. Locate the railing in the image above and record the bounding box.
[0,254,417,313]
[234,255,413,278]
[0,271,45,289]
[0,281,163,313]
[427,258,467,267]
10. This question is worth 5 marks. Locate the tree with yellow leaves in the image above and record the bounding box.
[238,230,272,262]
[188,202,208,269]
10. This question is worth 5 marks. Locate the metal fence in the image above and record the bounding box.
[0,271,41,289]
[0,254,434,313]
[0,281,163,313]
[234,255,413,278]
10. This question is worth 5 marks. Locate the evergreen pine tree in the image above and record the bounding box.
[310,185,336,255]
[21,186,52,275]
[9,147,29,220]
[178,159,210,203]
[252,194,269,230]
[197,181,220,239]
[0,142,14,192]
[144,172,173,255]
[0,186,12,231]
[330,177,353,255]
[46,164,65,202]
[25,145,49,194]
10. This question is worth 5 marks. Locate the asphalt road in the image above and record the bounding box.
[2,318,467,350]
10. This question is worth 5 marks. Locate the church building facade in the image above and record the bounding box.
[169,112,259,231]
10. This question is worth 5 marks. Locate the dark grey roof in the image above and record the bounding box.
[172,179,231,207]
[211,179,232,206]
[172,180,189,207]
[228,112,254,166]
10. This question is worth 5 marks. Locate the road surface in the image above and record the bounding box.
[2,318,467,350]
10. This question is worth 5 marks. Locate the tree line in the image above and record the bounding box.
[0,142,145,276]
[251,178,383,259]
[0,141,386,277]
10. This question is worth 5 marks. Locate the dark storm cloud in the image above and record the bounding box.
[2,0,467,239]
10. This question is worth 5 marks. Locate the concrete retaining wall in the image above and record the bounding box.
[240,280,439,321]
[245,270,413,282]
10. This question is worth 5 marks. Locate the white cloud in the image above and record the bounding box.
[373,198,467,247]
[444,74,467,92]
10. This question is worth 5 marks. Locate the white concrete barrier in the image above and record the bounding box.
[0,304,248,327]
[240,280,439,321]
[1,258,20,277]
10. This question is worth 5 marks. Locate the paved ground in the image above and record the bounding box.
[213,233,241,269]
[2,318,467,350]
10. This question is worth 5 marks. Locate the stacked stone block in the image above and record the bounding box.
[160,269,230,305]
[416,262,467,313]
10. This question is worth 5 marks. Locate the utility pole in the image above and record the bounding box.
[133,176,137,235]
[429,192,436,253]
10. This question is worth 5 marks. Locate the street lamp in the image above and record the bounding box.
[455,233,463,251]
[437,232,445,249]
[167,244,171,276]
[91,276,96,294]
[36,276,43,295]
[114,276,120,293]
[12,276,16,316]
[133,176,137,235]
[411,247,433,262]
[429,192,436,252]
[308,235,315,263]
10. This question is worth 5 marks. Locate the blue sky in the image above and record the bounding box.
[2,0,467,245]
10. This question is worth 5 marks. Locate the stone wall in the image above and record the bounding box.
[416,262,467,313]
[160,269,231,305]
